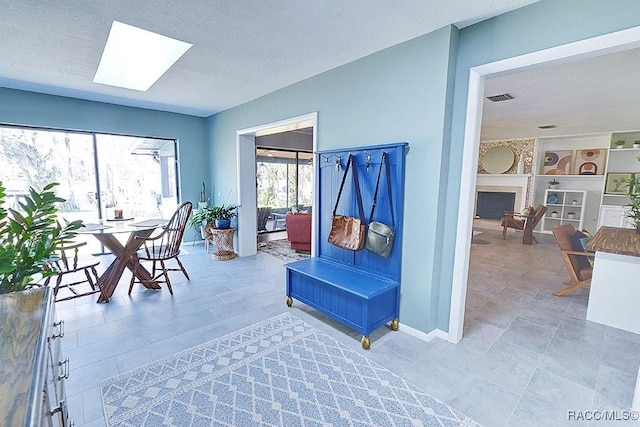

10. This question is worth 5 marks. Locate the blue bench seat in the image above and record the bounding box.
[285,257,399,348]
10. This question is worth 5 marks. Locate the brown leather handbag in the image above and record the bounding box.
[328,154,366,251]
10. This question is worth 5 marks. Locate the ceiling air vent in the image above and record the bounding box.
[486,93,514,102]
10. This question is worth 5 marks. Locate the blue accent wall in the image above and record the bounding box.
[0,88,208,207]
[208,0,640,335]
[207,26,459,333]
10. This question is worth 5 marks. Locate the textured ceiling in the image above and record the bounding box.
[482,47,640,140]
[0,0,538,117]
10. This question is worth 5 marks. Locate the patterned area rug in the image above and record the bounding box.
[101,313,481,427]
[258,238,310,262]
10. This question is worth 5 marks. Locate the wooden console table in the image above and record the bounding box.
[587,226,640,256]
[211,227,236,260]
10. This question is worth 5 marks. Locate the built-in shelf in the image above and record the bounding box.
[478,174,532,178]
[538,175,605,179]
[540,189,587,233]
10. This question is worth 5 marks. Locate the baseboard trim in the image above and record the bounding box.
[398,323,449,342]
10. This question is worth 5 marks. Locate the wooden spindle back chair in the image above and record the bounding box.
[45,242,109,302]
[128,201,193,295]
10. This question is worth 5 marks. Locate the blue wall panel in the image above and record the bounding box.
[208,26,461,334]
[317,143,407,282]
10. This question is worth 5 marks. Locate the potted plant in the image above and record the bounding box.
[0,182,82,294]
[615,140,626,149]
[548,178,560,189]
[624,156,640,233]
[188,205,216,238]
[212,204,238,229]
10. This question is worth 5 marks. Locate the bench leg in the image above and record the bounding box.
[361,336,370,350]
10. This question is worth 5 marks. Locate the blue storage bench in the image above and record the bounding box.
[285,143,407,349]
[285,257,399,348]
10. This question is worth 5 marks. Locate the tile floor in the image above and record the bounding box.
[60,225,640,427]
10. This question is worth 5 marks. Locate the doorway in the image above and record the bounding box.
[235,113,318,257]
[449,26,640,343]
[256,148,313,234]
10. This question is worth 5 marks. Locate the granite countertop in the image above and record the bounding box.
[0,288,48,427]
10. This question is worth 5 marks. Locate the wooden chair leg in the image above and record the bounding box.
[160,260,173,295]
[128,263,138,295]
[554,279,591,296]
[175,256,190,280]
[56,275,64,296]
[91,266,109,303]
[84,268,96,291]
[151,260,156,279]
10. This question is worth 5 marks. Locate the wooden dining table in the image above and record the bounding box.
[77,218,167,302]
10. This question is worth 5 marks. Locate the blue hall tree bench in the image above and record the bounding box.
[285,142,407,349]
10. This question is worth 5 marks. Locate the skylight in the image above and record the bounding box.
[93,21,192,91]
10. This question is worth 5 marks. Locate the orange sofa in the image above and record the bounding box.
[285,212,312,251]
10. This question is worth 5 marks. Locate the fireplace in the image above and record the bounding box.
[476,191,515,219]
[475,173,530,219]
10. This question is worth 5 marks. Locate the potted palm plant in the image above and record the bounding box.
[0,182,82,294]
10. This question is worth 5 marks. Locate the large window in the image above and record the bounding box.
[0,125,178,251]
[256,148,312,214]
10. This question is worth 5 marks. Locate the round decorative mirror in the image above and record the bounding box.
[482,146,515,174]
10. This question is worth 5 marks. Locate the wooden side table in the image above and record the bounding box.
[210,227,236,260]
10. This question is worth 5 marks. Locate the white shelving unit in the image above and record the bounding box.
[540,189,587,233]
[533,134,609,234]
[597,132,640,228]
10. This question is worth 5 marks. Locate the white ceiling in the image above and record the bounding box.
[481,47,640,141]
[5,1,634,141]
[0,0,538,117]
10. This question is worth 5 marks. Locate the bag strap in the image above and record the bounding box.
[368,152,395,226]
[332,154,365,222]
